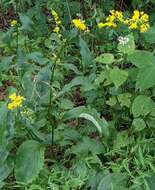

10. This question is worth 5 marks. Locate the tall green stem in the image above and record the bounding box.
[47,44,65,145]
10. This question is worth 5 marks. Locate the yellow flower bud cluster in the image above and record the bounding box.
[72,19,87,31]
[11,19,17,27]
[128,10,149,33]
[51,10,62,33]
[7,93,25,110]
[98,10,149,33]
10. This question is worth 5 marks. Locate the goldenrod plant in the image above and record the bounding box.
[1,0,155,189]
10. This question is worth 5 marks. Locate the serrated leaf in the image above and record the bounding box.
[132,95,155,117]
[95,53,114,64]
[109,67,128,88]
[15,140,45,184]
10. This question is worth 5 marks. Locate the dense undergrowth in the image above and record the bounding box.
[1,0,155,189]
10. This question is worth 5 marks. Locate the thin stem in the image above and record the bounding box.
[47,43,65,145]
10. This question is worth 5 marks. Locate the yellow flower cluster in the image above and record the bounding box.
[128,10,149,33]
[98,10,126,29]
[72,19,87,31]
[51,10,61,33]
[7,93,25,110]
[98,10,149,33]
[11,19,17,27]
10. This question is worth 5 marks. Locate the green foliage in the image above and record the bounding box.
[15,140,45,184]
[1,0,155,189]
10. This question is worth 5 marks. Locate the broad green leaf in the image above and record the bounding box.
[79,113,102,134]
[132,95,155,117]
[27,52,49,65]
[62,63,81,75]
[0,103,8,145]
[63,106,109,137]
[146,174,155,190]
[143,26,155,44]
[19,14,32,31]
[95,53,114,64]
[109,67,128,88]
[132,118,146,131]
[60,99,74,110]
[136,65,155,90]
[79,37,92,68]
[0,157,14,182]
[0,146,9,164]
[15,140,45,184]
[128,50,155,68]
[94,70,112,87]
[36,66,51,97]
[118,34,135,54]
[58,76,94,97]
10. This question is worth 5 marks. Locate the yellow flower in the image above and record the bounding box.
[141,14,149,22]
[53,26,60,33]
[128,10,149,33]
[140,23,150,33]
[72,19,87,31]
[51,9,61,33]
[7,93,25,110]
[132,10,140,20]
[98,21,116,28]
[129,22,138,29]
[11,20,17,27]
[51,10,58,18]
[98,22,105,28]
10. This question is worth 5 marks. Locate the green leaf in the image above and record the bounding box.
[0,103,8,145]
[132,95,155,117]
[136,65,155,90]
[63,106,109,137]
[109,67,128,88]
[106,96,117,106]
[97,173,128,190]
[132,118,146,131]
[128,50,155,68]
[128,50,155,90]
[15,140,45,184]
[58,76,94,97]
[19,14,32,31]
[71,136,104,156]
[118,34,135,54]
[117,93,132,108]
[0,56,14,72]
[143,26,155,44]
[79,37,92,68]
[0,157,14,182]
[95,53,114,64]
